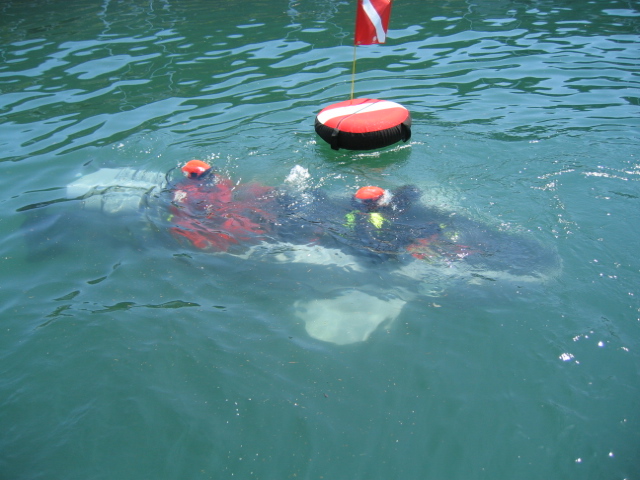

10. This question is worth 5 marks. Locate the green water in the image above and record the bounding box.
[1,0,639,479]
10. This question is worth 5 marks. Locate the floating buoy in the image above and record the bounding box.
[315,98,411,151]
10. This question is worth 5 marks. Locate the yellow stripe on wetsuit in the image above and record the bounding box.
[344,211,388,229]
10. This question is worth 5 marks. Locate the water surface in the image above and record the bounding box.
[1,1,639,479]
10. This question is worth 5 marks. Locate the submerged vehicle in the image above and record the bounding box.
[21,163,561,345]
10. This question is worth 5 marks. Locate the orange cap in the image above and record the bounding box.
[355,186,385,200]
[182,160,211,178]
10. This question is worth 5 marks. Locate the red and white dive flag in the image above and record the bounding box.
[354,0,393,45]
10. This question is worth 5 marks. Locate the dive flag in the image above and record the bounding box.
[354,0,393,45]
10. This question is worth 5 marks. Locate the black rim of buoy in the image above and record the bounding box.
[315,98,411,151]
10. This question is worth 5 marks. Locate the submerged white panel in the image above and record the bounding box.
[295,290,405,345]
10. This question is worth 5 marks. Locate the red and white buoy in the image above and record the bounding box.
[314,98,411,151]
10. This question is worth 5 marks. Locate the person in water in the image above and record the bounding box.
[166,165,430,259]
[168,159,278,253]
[272,180,458,261]
[341,183,560,278]
[339,184,457,260]
[165,164,554,278]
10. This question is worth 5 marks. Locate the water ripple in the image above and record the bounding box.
[1,2,638,163]
[1,2,640,479]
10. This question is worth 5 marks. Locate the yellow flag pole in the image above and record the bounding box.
[350,45,357,101]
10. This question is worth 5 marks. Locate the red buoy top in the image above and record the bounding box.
[316,98,410,134]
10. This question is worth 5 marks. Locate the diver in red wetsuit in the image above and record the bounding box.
[169,160,277,253]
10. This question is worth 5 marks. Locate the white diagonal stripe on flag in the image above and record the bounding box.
[361,0,386,43]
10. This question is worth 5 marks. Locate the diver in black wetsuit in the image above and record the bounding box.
[275,180,544,272]
[339,185,444,259]
[340,184,560,279]
[275,182,444,261]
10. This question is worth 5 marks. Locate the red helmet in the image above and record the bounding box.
[181,160,211,178]
[355,186,385,201]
